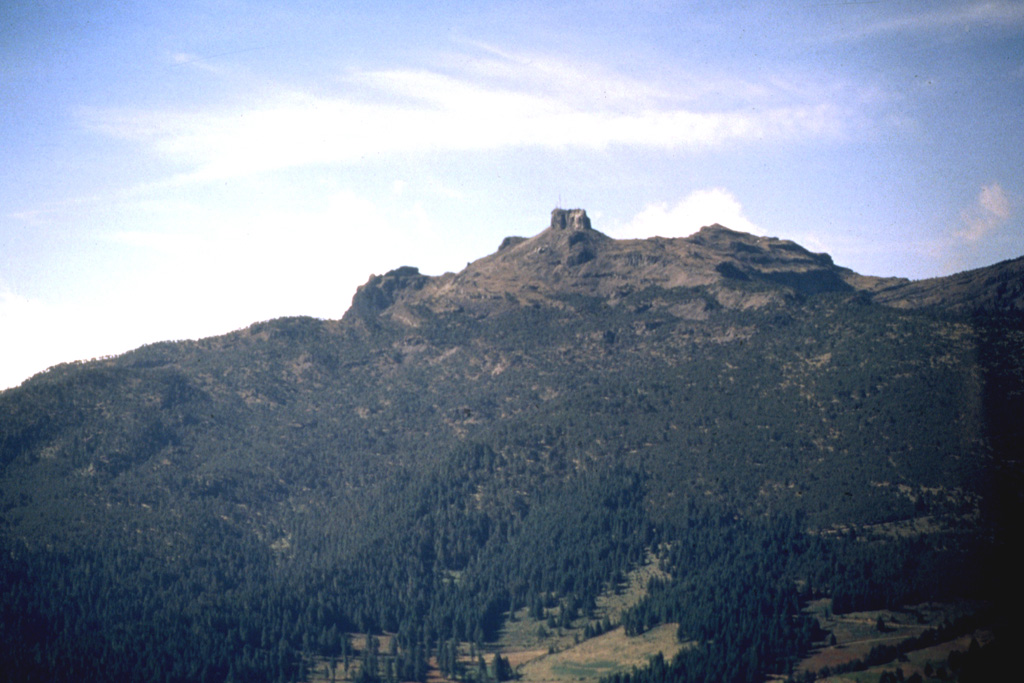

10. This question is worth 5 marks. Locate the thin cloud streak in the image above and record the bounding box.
[80,53,859,185]
[832,0,1024,40]
[450,41,676,107]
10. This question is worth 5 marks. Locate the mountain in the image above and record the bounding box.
[1,209,1020,683]
[874,255,1024,313]
[349,208,1023,324]
[350,209,899,323]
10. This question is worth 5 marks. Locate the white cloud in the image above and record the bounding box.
[612,189,763,240]
[447,41,675,109]
[0,289,51,389]
[979,182,1011,219]
[100,188,453,321]
[957,182,1013,242]
[171,52,196,64]
[80,48,856,185]
[0,289,139,391]
[0,189,457,391]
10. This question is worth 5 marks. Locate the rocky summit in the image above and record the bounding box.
[350,208,1019,326]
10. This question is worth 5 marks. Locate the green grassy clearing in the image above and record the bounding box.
[797,599,992,681]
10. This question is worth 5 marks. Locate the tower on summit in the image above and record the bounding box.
[550,208,591,231]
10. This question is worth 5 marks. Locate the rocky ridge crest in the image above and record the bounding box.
[349,208,909,324]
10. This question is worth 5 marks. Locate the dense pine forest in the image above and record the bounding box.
[1,212,1020,682]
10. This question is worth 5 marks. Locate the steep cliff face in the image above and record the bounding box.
[349,266,430,319]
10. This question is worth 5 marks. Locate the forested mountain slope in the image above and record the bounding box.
[2,209,1021,683]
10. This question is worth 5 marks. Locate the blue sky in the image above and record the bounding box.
[2,1,1022,389]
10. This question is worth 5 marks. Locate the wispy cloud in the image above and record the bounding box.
[612,189,762,240]
[834,0,1024,40]
[80,47,858,185]
[168,51,229,76]
[957,182,1013,242]
[450,41,678,108]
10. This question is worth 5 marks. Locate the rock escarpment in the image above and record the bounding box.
[349,265,429,320]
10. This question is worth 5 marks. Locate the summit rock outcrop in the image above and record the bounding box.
[345,208,901,324]
[549,207,592,231]
[344,207,1024,329]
